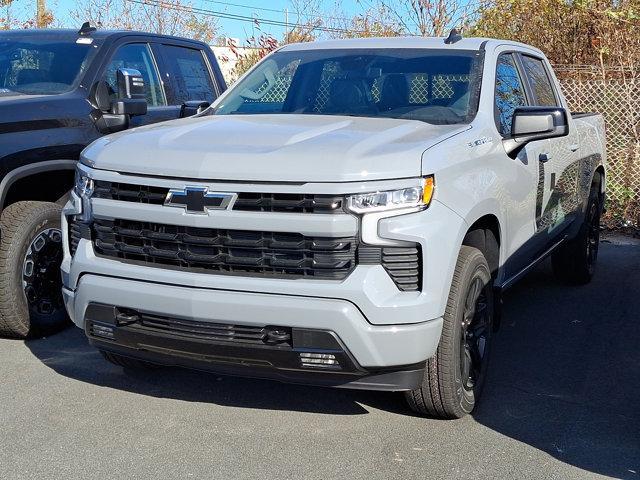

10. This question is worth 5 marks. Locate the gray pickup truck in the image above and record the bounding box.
[61,34,606,418]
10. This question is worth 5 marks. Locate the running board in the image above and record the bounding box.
[497,236,567,291]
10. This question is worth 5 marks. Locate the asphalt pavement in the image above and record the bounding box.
[1,235,638,480]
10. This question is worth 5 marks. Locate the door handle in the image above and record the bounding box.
[539,153,552,163]
[568,144,579,152]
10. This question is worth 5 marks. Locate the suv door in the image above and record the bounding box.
[519,54,580,236]
[100,41,180,128]
[154,43,219,109]
[493,51,552,279]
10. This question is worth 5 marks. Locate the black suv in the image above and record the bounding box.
[0,26,226,338]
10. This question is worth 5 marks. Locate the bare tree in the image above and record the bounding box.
[70,0,219,42]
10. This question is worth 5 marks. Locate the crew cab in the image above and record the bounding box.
[0,25,225,338]
[61,35,606,418]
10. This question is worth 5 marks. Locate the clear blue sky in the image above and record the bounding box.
[22,0,367,41]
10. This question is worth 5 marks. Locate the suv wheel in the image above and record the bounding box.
[552,183,602,285]
[405,246,493,419]
[0,201,69,338]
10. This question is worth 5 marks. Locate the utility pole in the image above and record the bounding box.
[36,0,46,28]
[284,8,289,43]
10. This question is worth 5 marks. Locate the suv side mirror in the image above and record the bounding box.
[111,68,148,116]
[180,100,211,118]
[503,106,569,155]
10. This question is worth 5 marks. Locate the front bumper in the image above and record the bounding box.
[61,171,469,390]
[63,275,442,383]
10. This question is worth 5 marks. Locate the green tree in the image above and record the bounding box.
[471,0,640,71]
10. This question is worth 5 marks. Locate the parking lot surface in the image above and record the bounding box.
[1,236,639,480]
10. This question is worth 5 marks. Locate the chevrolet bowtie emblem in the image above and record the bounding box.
[164,187,236,214]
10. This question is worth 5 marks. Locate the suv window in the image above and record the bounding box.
[160,45,215,104]
[104,43,166,107]
[494,53,527,136]
[521,55,557,106]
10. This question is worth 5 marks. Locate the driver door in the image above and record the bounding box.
[100,41,180,127]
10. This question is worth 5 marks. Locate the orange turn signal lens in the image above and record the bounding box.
[422,176,435,206]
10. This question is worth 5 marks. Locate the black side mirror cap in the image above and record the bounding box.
[112,68,147,116]
[180,100,211,118]
[503,106,569,155]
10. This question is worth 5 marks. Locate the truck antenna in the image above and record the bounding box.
[78,21,97,36]
[444,28,462,44]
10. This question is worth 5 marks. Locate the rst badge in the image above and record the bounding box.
[164,187,236,214]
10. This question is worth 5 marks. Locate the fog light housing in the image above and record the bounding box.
[299,352,340,370]
[89,322,115,340]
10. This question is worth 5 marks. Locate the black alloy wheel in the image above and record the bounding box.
[23,228,64,316]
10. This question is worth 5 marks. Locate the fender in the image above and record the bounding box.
[460,199,506,276]
[0,159,77,214]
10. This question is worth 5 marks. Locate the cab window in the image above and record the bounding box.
[521,55,558,107]
[494,53,528,136]
[103,43,166,107]
[159,45,215,104]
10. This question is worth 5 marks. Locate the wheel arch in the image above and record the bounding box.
[461,213,501,279]
[0,160,77,213]
[593,165,605,196]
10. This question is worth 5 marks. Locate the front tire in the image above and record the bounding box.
[405,246,494,419]
[0,201,69,338]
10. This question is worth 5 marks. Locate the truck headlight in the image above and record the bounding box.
[74,168,94,222]
[74,170,94,199]
[347,176,434,214]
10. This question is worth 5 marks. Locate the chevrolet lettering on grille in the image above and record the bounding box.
[164,187,236,214]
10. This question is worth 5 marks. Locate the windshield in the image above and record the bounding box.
[0,38,96,95]
[214,48,483,125]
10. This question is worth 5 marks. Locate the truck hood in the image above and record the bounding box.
[82,114,469,183]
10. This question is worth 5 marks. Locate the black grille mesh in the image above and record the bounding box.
[93,181,344,214]
[68,219,83,256]
[92,219,357,280]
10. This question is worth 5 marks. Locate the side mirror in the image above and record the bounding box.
[111,68,147,116]
[180,100,211,118]
[503,106,569,155]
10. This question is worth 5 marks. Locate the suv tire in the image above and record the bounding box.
[405,246,494,419]
[0,201,69,338]
[552,182,602,285]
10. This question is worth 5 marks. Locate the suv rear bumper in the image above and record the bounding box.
[63,274,443,390]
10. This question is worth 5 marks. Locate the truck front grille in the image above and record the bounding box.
[91,219,357,280]
[93,181,344,214]
[134,313,291,347]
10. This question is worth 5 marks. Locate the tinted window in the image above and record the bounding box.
[0,40,94,95]
[104,43,166,106]
[161,45,215,104]
[214,49,483,125]
[494,53,527,136]
[521,55,557,106]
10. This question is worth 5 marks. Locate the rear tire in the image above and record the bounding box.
[405,246,493,419]
[0,201,69,338]
[100,350,160,370]
[552,183,602,285]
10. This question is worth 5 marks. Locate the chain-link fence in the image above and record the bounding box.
[555,68,640,226]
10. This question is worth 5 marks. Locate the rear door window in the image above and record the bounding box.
[521,55,558,106]
[158,45,216,104]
